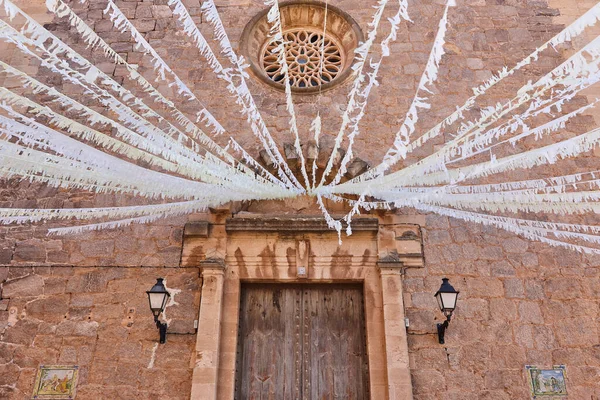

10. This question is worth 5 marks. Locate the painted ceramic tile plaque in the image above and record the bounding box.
[526,365,567,398]
[32,365,78,399]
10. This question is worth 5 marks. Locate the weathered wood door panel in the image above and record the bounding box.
[235,284,369,400]
[236,286,302,400]
[303,286,369,399]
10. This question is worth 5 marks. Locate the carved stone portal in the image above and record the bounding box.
[185,212,423,400]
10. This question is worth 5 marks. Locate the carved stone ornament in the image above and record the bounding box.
[240,1,363,93]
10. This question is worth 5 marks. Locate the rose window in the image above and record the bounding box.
[240,2,363,93]
[261,29,343,89]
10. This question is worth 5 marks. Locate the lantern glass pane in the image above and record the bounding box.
[440,292,457,310]
[148,292,166,311]
[436,293,444,311]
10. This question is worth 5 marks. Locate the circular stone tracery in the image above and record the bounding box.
[261,29,344,89]
[240,1,363,94]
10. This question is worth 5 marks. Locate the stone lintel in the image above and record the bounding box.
[226,216,379,232]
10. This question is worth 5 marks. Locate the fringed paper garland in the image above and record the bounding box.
[337,35,600,193]
[0,201,206,225]
[0,0,599,257]
[412,203,600,255]
[46,0,253,171]
[347,1,600,187]
[328,0,411,186]
[317,0,389,188]
[104,0,227,137]
[169,0,300,191]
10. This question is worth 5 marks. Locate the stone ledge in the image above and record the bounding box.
[184,221,209,238]
[199,258,225,269]
[225,216,379,232]
[377,253,424,269]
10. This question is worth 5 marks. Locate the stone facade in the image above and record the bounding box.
[0,266,200,399]
[407,214,600,399]
[1,0,600,399]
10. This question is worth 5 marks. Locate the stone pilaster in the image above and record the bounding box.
[190,258,226,400]
[378,260,413,400]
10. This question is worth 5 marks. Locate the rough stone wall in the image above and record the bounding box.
[406,214,600,399]
[0,266,200,399]
[0,0,599,399]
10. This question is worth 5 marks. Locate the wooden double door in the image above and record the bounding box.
[235,284,370,400]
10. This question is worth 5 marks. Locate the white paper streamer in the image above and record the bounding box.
[317,0,389,188]
[169,0,301,191]
[337,33,600,193]
[263,0,310,190]
[46,0,260,173]
[413,203,600,255]
[350,1,600,184]
[329,0,412,186]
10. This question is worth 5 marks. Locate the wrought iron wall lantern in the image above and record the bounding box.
[147,278,170,344]
[434,278,459,344]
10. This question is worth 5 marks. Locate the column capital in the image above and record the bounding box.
[377,255,404,274]
[200,258,226,275]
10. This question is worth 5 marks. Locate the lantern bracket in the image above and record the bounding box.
[156,318,168,344]
[436,314,451,344]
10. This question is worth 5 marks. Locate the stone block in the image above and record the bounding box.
[518,301,544,324]
[490,260,515,276]
[66,271,111,293]
[500,279,522,300]
[489,298,517,321]
[183,221,209,238]
[412,369,445,393]
[501,237,529,253]
[152,5,173,18]
[0,363,20,386]
[93,19,115,33]
[71,294,94,308]
[80,240,115,258]
[58,346,78,364]
[426,234,453,252]
[345,158,369,178]
[136,5,153,18]
[480,246,503,260]
[2,319,39,346]
[466,278,504,298]
[46,250,69,264]
[56,320,99,337]
[43,277,67,294]
[283,142,298,160]
[0,249,12,265]
[13,240,45,263]
[132,19,156,33]
[466,57,484,69]
[2,274,44,297]
[544,277,582,299]
[25,295,69,322]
